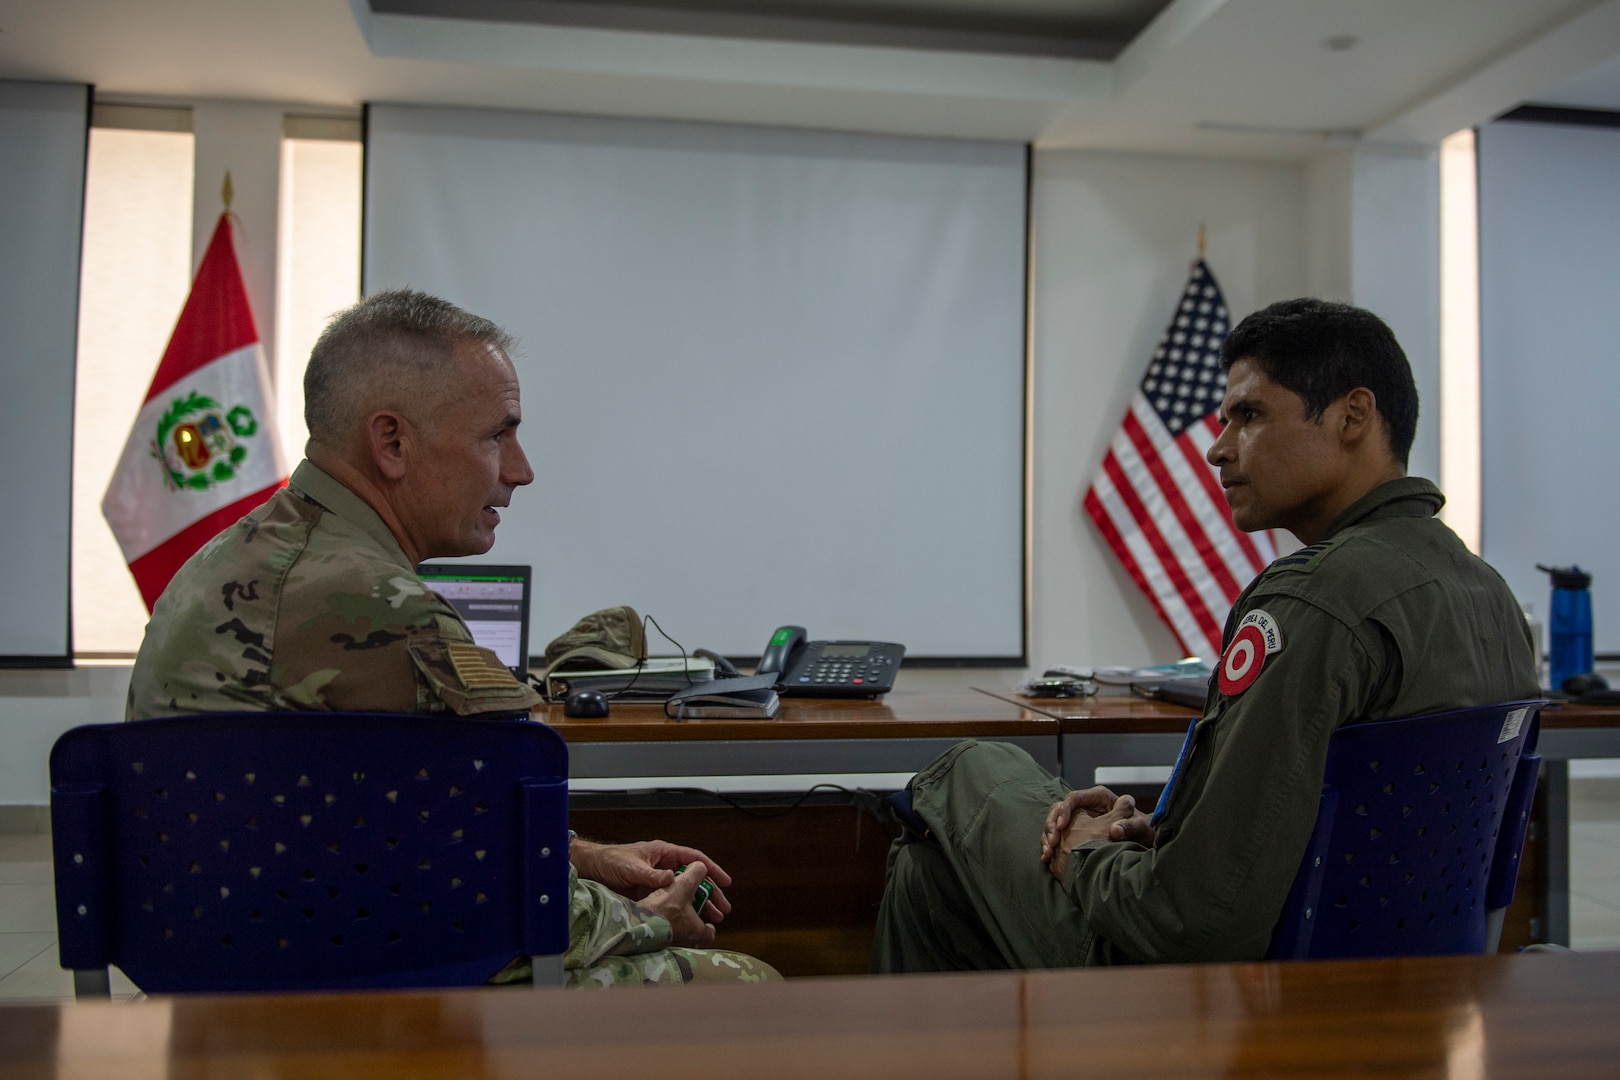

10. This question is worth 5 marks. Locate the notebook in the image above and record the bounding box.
[415,563,533,678]
[663,672,781,719]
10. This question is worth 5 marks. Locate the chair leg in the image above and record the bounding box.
[529,955,565,987]
[73,969,112,998]
[1485,908,1505,954]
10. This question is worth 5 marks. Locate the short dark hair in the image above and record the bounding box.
[1220,298,1418,466]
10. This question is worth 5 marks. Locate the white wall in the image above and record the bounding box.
[0,95,287,808]
[1478,119,1620,650]
[192,102,281,368]
[1303,144,1444,487]
[0,667,130,807]
[1029,149,1306,673]
[1349,147,1442,486]
[0,141,1315,806]
[0,80,88,660]
[1303,149,1352,303]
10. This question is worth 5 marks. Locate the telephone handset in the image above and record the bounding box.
[756,625,904,698]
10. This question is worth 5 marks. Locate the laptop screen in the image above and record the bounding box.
[415,563,532,676]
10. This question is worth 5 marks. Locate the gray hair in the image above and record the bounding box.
[303,289,517,449]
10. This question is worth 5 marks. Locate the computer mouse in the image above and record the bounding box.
[1562,672,1610,697]
[563,689,611,718]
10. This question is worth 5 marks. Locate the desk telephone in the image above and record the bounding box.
[755,625,905,698]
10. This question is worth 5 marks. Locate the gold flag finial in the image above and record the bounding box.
[1197,222,1206,261]
[221,171,234,213]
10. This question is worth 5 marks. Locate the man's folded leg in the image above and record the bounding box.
[491,948,783,987]
[873,740,1094,973]
[872,836,1010,972]
[569,947,783,987]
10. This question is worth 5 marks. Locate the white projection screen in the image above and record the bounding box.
[364,105,1028,661]
[0,81,87,664]
[1478,118,1620,653]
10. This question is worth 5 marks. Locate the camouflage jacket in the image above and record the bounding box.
[126,460,543,719]
[126,461,768,986]
[121,463,696,977]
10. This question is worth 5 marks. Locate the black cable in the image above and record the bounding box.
[605,612,700,702]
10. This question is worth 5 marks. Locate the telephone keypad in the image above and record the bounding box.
[781,641,905,698]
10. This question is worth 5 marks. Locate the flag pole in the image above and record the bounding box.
[1197,221,1206,262]
[221,170,233,213]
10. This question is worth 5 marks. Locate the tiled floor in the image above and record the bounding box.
[1571,776,1620,949]
[2,781,1618,1001]
[0,833,139,1002]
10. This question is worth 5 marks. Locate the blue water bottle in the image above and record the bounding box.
[1537,563,1593,692]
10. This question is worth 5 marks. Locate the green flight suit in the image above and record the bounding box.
[872,477,1539,971]
[129,460,779,987]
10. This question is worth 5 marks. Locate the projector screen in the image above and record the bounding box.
[364,105,1028,661]
[1478,118,1620,653]
[0,81,87,664]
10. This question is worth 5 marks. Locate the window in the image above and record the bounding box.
[1439,127,1480,554]
[276,119,363,460]
[71,108,362,656]
[72,112,195,656]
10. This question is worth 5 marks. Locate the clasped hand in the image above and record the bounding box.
[1041,785,1156,881]
[570,838,733,947]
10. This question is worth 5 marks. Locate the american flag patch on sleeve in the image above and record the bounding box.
[446,642,516,690]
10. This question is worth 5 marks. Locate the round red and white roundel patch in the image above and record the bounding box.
[1218,609,1283,697]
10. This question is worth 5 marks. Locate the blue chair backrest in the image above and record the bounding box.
[51,712,570,993]
[1267,700,1543,960]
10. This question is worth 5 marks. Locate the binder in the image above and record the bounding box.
[545,656,716,701]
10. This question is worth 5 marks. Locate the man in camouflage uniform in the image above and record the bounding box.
[128,288,778,987]
[871,299,1538,972]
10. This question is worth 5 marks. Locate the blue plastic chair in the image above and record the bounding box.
[50,712,570,995]
[1267,699,1545,960]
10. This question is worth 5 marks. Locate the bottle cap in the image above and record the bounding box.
[1537,563,1592,590]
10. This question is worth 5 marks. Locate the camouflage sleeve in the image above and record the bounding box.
[278,560,541,716]
[562,864,675,968]
[406,626,544,717]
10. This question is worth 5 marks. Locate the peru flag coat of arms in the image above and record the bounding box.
[102,213,288,610]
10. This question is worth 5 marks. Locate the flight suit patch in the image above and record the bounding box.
[1218,608,1283,696]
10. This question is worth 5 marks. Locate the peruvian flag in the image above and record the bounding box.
[102,213,288,610]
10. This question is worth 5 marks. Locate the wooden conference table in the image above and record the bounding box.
[540,688,1067,778]
[7,949,1619,1079]
[539,689,1620,953]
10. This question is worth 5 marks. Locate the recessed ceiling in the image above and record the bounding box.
[0,0,1617,157]
[1528,49,1620,111]
[370,0,1174,58]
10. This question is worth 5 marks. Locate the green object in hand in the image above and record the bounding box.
[675,864,714,914]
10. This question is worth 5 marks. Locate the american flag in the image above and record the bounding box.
[1083,259,1277,661]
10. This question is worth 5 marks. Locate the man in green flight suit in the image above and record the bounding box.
[128,288,777,987]
[871,298,1538,971]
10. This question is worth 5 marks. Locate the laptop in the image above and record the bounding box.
[415,563,533,678]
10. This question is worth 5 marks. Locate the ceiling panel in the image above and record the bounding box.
[371,0,1173,58]
[0,0,1615,155]
[1531,50,1620,110]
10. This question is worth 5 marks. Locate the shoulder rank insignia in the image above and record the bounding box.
[1218,608,1283,696]
[1267,535,1347,575]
